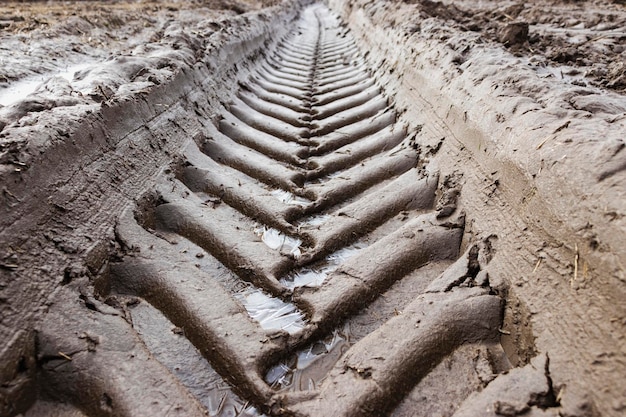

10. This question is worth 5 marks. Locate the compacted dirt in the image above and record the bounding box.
[0,1,625,417]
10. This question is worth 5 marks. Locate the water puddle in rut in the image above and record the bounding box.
[150,230,308,334]
[271,189,311,207]
[265,326,351,391]
[235,289,306,335]
[280,241,367,289]
[254,225,303,258]
[298,214,331,228]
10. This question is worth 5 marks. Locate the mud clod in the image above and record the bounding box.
[497,22,529,47]
[494,400,530,416]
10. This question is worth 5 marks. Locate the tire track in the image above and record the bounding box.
[96,4,518,417]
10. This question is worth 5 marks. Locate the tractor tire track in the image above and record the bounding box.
[37,4,549,417]
[111,4,499,416]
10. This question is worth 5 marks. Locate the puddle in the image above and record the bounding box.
[267,262,453,393]
[0,79,43,107]
[147,228,305,335]
[271,189,311,207]
[265,327,350,391]
[130,301,264,416]
[0,63,93,106]
[254,225,302,258]
[298,214,330,228]
[281,268,328,289]
[280,242,367,290]
[160,190,305,258]
[235,289,306,335]
[326,243,367,264]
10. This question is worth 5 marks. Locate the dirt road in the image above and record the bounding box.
[0,1,624,416]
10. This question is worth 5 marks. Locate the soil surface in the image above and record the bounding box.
[328,1,626,416]
[415,0,626,91]
[0,1,625,417]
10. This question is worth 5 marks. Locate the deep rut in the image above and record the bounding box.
[33,5,551,417]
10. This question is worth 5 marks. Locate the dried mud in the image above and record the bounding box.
[0,1,625,417]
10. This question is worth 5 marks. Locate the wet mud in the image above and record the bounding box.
[0,1,624,416]
[415,0,626,91]
[329,0,626,416]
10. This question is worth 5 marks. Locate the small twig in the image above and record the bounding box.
[536,135,553,150]
[552,120,571,134]
[571,243,579,288]
[58,351,72,361]
[538,121,571,150]
[532,258,541,274]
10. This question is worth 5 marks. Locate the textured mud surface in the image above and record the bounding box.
[0,1,625,417]
[328,1,626,416]
[415,0,626,91]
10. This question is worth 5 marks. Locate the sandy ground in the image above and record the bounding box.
[0,0,625,416]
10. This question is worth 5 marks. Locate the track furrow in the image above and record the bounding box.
[219,113,308,162]
[84,4,515,417]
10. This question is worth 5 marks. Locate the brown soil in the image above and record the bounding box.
[414,0,626,91]
[328,0,625,415]
[0,1,624,417]
[0,0,269,83]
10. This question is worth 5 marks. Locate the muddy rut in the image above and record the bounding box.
[9,4,565,417]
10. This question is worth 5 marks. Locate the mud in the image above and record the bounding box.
[416,0,626,91]
[0,1,304,415]
[327,0,626,415]
[129,300,264,416]
[0,0,624,416]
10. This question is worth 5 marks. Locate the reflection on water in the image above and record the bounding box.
[235,289,306,335]
[271,189,311,207]
[0,63,93,106]
[254,225,302,258]
[298,214,330,228]
[265,327,351,391]
[280,241,367,289]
